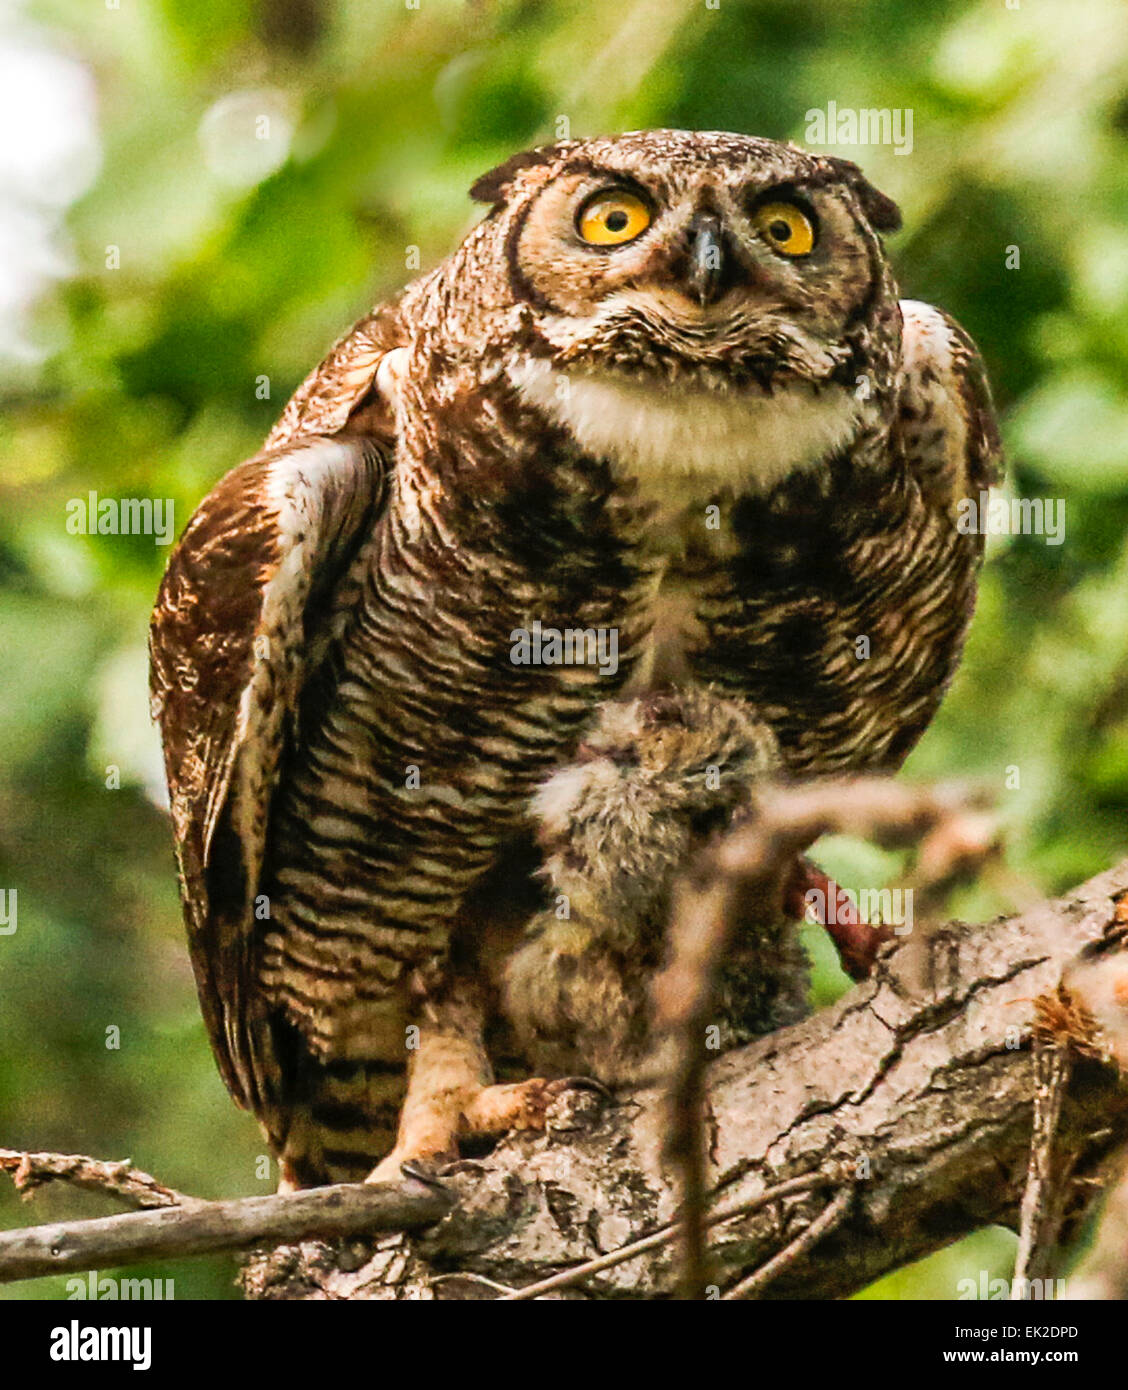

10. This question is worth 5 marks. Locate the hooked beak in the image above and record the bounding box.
[686,214,727,307]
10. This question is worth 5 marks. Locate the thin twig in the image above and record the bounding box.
[501,1170,840,1301]
[431,1271,518,1295]
[906,809,1002,919]
[660,873,742,1299]
[1012,1038,1071,1294]
[0,1179,451,1283]
[723,1187,853,1300]
[0,1149,189,1210]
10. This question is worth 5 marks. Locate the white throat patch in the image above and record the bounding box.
[508,358,865,496]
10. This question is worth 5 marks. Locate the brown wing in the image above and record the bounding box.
[897,299,1003,504]
[266,301,406,450]
[150,310,403,1115]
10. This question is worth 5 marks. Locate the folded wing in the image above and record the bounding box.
[150,310,403,1115]
[897,298,1003,508]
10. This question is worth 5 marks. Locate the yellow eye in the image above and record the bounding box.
[577,190,652,246]
[753,202,815,257]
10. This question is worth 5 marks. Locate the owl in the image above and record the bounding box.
[149,129,1001,1189]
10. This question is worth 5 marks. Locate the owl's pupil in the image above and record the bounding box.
[769,219,791,241]
[605,210,629,232]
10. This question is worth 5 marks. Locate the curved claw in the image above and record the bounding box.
[548,1075,614,1102]
[398,1158,454,1191]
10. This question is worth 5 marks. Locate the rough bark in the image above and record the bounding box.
[239,859,1128,1300]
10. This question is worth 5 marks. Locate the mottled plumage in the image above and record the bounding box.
[149,129,1001,1187]
[501,689,808,1087]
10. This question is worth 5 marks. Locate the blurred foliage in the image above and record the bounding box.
[1,0,1126,1300]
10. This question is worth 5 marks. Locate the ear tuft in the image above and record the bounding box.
[469,142,573,206]
[824,156,902,233]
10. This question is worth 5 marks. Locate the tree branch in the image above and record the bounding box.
[654,778,990,1297]
[5,851,1127,1299]
[241,855,1128,1299]
[0,1179,450,1283]
[0,1150,187,1210]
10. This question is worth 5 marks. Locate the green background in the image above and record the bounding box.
[2,0,1126,1299]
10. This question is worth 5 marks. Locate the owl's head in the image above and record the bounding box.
[471,129,900,385]
[461,130,904,487]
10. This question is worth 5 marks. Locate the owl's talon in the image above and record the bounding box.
[547,1075,613,1101]
[541,1076,609,1137]
[436,1158,490,1177]
[365,1147,457,1185]
[399,1159,454,1190]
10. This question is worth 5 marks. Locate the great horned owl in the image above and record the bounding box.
[149,129,1000,1188]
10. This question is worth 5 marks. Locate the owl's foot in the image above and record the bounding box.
[365,1075,605,1184]
[364,984,608,1185]
[465,1074,608,1131]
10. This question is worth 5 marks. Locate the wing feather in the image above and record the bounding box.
[150,429,391,1115]
[897,299,1003,504]
[151,298,408,1116]
[266,302,406,450]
